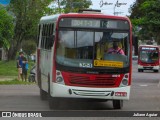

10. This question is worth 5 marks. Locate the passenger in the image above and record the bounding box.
[21,57,28,82]
[16,52,23,80]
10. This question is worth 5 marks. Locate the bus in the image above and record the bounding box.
[138,45,160,72]
[36,10,132,109]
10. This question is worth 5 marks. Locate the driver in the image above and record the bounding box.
[107,42,125,55]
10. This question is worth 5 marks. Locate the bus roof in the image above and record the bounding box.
[40,14,60,24]
[39,13,131,24]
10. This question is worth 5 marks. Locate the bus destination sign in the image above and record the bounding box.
[71,19,100,28]
[142,47,157,50]
[59,18,129,29]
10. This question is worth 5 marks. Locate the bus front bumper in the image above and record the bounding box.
[50,83,131,100]
[138,65,159,70]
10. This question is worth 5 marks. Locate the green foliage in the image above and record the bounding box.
[22,40,36,55]
[58,0,92,13]
[0,60,17,76]
[0,5,14,50]
[0,60,35,76]
[8,0,53,39]
[7,0,53,60]
[6,0,91,60]
[129,0,160,43]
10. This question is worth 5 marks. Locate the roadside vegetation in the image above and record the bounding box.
[0,60,18,76]
[0,60,35,76]
[0,60,35,85]
[0,79,35,85]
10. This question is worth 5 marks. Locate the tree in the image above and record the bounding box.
[22,40,36,56]
[129,0,160,44]
[58,0,92,13]
[6,0,92,60]
[0,5,14,52]
[7,0,53,60]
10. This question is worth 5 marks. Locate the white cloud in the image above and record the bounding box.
[89,0,136,16]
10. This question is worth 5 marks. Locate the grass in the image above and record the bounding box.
[0,60,35,85]
[0,79,35,85]
[0,60,35,76]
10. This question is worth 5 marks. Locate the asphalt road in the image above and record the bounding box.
[0,61,160,118]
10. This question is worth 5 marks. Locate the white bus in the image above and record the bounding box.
[36,11,133,109]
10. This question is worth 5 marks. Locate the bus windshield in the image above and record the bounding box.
[56,30,130,69]
[139,50,159,63]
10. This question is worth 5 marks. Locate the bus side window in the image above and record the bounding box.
[48,23,55,49]
[37,24,41,47]
[41,23,55,50]
[48,35,55,49]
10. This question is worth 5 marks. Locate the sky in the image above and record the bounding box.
[89,0,136,16]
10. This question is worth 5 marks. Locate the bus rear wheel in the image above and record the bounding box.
[113,100,123,109]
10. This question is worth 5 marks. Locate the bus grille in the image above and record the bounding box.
[68,75,116,86]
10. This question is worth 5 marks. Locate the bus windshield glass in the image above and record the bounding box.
[139,48,159,63]
[56,18,130,69]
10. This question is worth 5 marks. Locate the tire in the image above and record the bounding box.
[113,100,123,109]
[38,70,47,100]
[138,69,143,72]
[29,76,34,82]
[154,70,159,73]
[48,77,59,110]
[40,88,47,100]
[48,94,58,110]
[31,76,36,82]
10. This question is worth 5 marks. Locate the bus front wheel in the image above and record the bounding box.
[48,94,60,110]
[48,78,59,109]
[154,70,159,73]
[138,69,143,72]
[40,88,47,100]
[113,100,123,109]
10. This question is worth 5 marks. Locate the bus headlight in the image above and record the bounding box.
[56,76,64,84]
[120,73,129,87]
[56,70,64,84]
[122,79,128,86]
[56,77,63,83]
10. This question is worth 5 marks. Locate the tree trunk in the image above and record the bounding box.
[8,38,22,60]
